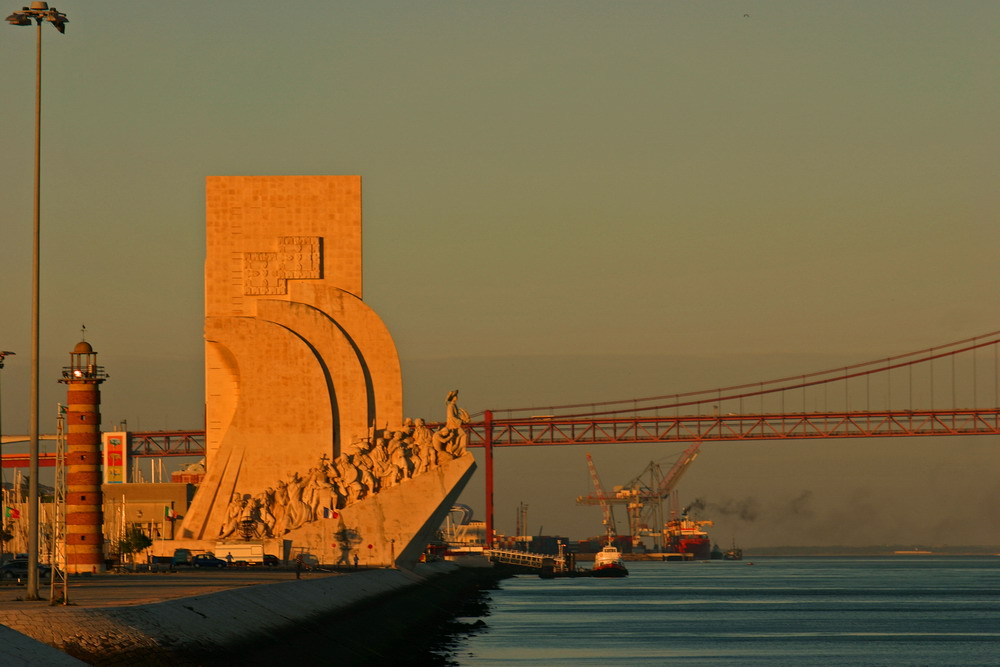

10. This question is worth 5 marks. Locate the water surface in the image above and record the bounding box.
[453,556,1000,665]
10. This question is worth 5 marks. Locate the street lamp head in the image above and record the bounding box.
[6,3,67,31]
[45,9,66,32]
[5,12,31,25]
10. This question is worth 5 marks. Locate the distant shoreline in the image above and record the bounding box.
[571,546,1000,560]
[726,546,1000,557]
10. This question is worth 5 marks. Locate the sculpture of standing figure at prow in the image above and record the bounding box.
[435,389,470,458]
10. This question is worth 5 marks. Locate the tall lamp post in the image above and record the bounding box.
[5,1,68,601]
[0,351,14,489]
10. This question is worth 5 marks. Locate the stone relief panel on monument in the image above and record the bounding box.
[279,236,322,279]
[243,236,322,295]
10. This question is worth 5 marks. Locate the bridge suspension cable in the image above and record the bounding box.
[477,329,1000,420]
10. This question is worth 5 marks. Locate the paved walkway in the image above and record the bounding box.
[0,564,437,664]
[0,567,358,610]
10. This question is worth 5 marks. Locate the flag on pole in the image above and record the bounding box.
[322,507,339,519]
[4,507,20,520]
[165,506,176,520]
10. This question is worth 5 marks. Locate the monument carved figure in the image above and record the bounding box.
[256,488,277,538]
[219,493,244,540]
[283,472,312,532]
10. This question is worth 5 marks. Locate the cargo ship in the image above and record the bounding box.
[663,513,714,560]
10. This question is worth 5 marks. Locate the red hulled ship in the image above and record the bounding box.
[663,514,714,560]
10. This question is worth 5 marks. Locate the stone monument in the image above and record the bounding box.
[179,176,475,568]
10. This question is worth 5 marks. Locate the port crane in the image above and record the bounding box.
[576,442,702,549]
[647,440,702,517]
[582,453,618,546]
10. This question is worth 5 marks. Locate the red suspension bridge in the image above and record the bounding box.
[4,330,1000,546]
[466,330,1000,544]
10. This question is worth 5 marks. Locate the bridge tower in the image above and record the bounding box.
[59,340,108,574]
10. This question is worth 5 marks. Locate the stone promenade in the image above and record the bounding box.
[0,562,462,665]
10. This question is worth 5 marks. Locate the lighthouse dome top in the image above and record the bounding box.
[73,341,93,354]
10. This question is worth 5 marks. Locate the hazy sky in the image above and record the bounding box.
[1,2,997,546]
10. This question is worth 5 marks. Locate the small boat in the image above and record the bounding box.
[591,544,629,577]
[724,544,743,561]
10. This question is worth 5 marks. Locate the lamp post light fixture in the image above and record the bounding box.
[6,1,68,601]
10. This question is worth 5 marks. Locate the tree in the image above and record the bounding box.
[116,525,153,569]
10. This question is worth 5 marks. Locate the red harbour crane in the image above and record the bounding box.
[583,453,617,545]
[577,442,702,549]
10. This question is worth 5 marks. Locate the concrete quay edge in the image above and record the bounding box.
[0,561,464,665]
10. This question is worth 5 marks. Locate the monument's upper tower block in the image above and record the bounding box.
[205,175,363,316]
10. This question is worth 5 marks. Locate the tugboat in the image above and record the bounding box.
[591,543,629,578]
[724,540,743,561]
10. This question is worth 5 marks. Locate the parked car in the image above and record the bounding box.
[171,548,193,567]
[1,559,51,580]
[191,554,227,569]
[263,554,280,567]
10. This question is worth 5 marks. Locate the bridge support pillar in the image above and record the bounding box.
[484,410,494,549]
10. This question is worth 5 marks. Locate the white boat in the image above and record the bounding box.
[591,544,628,577]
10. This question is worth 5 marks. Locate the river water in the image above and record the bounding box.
[448,556,1000,665]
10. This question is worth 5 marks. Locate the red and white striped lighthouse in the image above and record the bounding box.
[59,340,108,574]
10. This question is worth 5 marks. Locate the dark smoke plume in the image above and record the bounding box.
[683,498,707,515]
[788,490,814,517]
[687,496,759,522]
